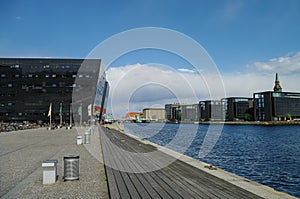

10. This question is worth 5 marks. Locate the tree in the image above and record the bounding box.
[244,113,253,121]
[287,113,292,121]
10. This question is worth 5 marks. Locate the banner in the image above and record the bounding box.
[88,104,92,116]
[59,103,63,116]
[48,103,52,117]
[77,104,82,116]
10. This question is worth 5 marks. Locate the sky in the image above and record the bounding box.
[1,0,300,118]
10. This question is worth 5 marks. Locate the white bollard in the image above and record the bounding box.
[42,160,58,184]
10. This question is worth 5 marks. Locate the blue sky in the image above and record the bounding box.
[1,0,300,117]
[1,0,300,72]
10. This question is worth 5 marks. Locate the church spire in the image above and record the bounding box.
[273,73,282,92]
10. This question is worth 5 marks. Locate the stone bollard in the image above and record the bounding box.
[42,159,58,184]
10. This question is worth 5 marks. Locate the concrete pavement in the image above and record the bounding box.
[0,127,108,199]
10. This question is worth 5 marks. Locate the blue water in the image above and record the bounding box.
[124,123,300,198]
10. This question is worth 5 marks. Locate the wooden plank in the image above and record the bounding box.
[101,129,131,199]
[104,134,135,198]
[104,129,164,198]
[99,130,122,199]
[168,159,262,199]
[100,127,264,199]
[104,167,121,199]
[106,131,183,199]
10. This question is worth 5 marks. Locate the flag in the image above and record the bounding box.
[48,103,52,117]
[78,104,82,116]
[88,104,92,116]
[59,103,63,116]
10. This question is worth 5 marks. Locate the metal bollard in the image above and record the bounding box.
[84,130,90,144]
[63,155,79,181]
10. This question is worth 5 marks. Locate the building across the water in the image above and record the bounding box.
[253,73,300,121]
[0,58,109,125]
[180,104,200,122]
[142,108,166,122]
[253,91,300,121]
[165,103,200,122]
[199,100,225,121]
[222,97,254,121]
[165,104,181,122]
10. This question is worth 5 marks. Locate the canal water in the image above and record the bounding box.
[124,123,300,198]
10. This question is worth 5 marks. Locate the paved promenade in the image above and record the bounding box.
[0,127,108,199]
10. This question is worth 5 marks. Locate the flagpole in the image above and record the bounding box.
[48,103,52,130]
[69,103,72,127]
[59,103,62,127]
[79,103,82,126]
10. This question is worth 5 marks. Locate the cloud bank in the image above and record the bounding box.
[106,53,300,118]
[247,52,300,75]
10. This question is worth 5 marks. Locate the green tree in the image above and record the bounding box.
[287,113,292,120]
[177,111,182,121]
[244,113,253,121]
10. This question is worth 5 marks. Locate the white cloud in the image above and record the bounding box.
[247,52,300,75]
[105,55,300,118]
[177,68,195,73]
[106,64,217,118]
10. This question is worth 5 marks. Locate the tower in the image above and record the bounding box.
[273,73,282,92]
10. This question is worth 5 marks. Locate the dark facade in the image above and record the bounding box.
[253,91,300,121]
[165,103,200,122]
[223,97,253,121]
[0,58,108,124]
[181,104,200,122]
[165,104,181,122]
[199,100,225,121]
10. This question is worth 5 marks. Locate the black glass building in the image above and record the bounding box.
[222,97,254,121]
[0,58,108,124]
[253,73,300,121]
[253,91,300,121]
[199,100,225,121]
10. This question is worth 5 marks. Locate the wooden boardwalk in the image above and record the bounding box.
[99,126,263,199]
